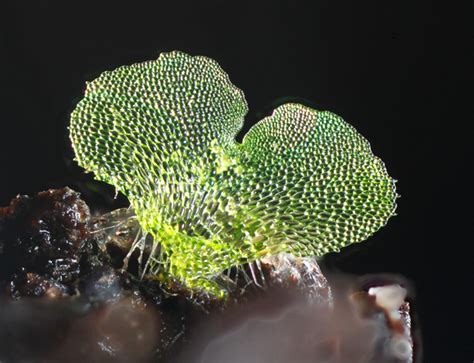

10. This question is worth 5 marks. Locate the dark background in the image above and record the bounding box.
[1,1,471,362]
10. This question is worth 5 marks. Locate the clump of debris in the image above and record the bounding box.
[0,188,416,362]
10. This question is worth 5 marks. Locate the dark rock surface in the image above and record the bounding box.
[0,187,88,297]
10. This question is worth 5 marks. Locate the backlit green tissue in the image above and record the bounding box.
[70,51,397,296]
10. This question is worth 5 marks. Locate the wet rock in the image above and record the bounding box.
[8,271,70,299]
[364,283,414,362]
[0,187,89,295]
[0,188,416,362]
[259,253,332,304]
[179,277,415,363]
[0,188,177,361]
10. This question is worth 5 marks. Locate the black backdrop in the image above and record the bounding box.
[1,1,471,362]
